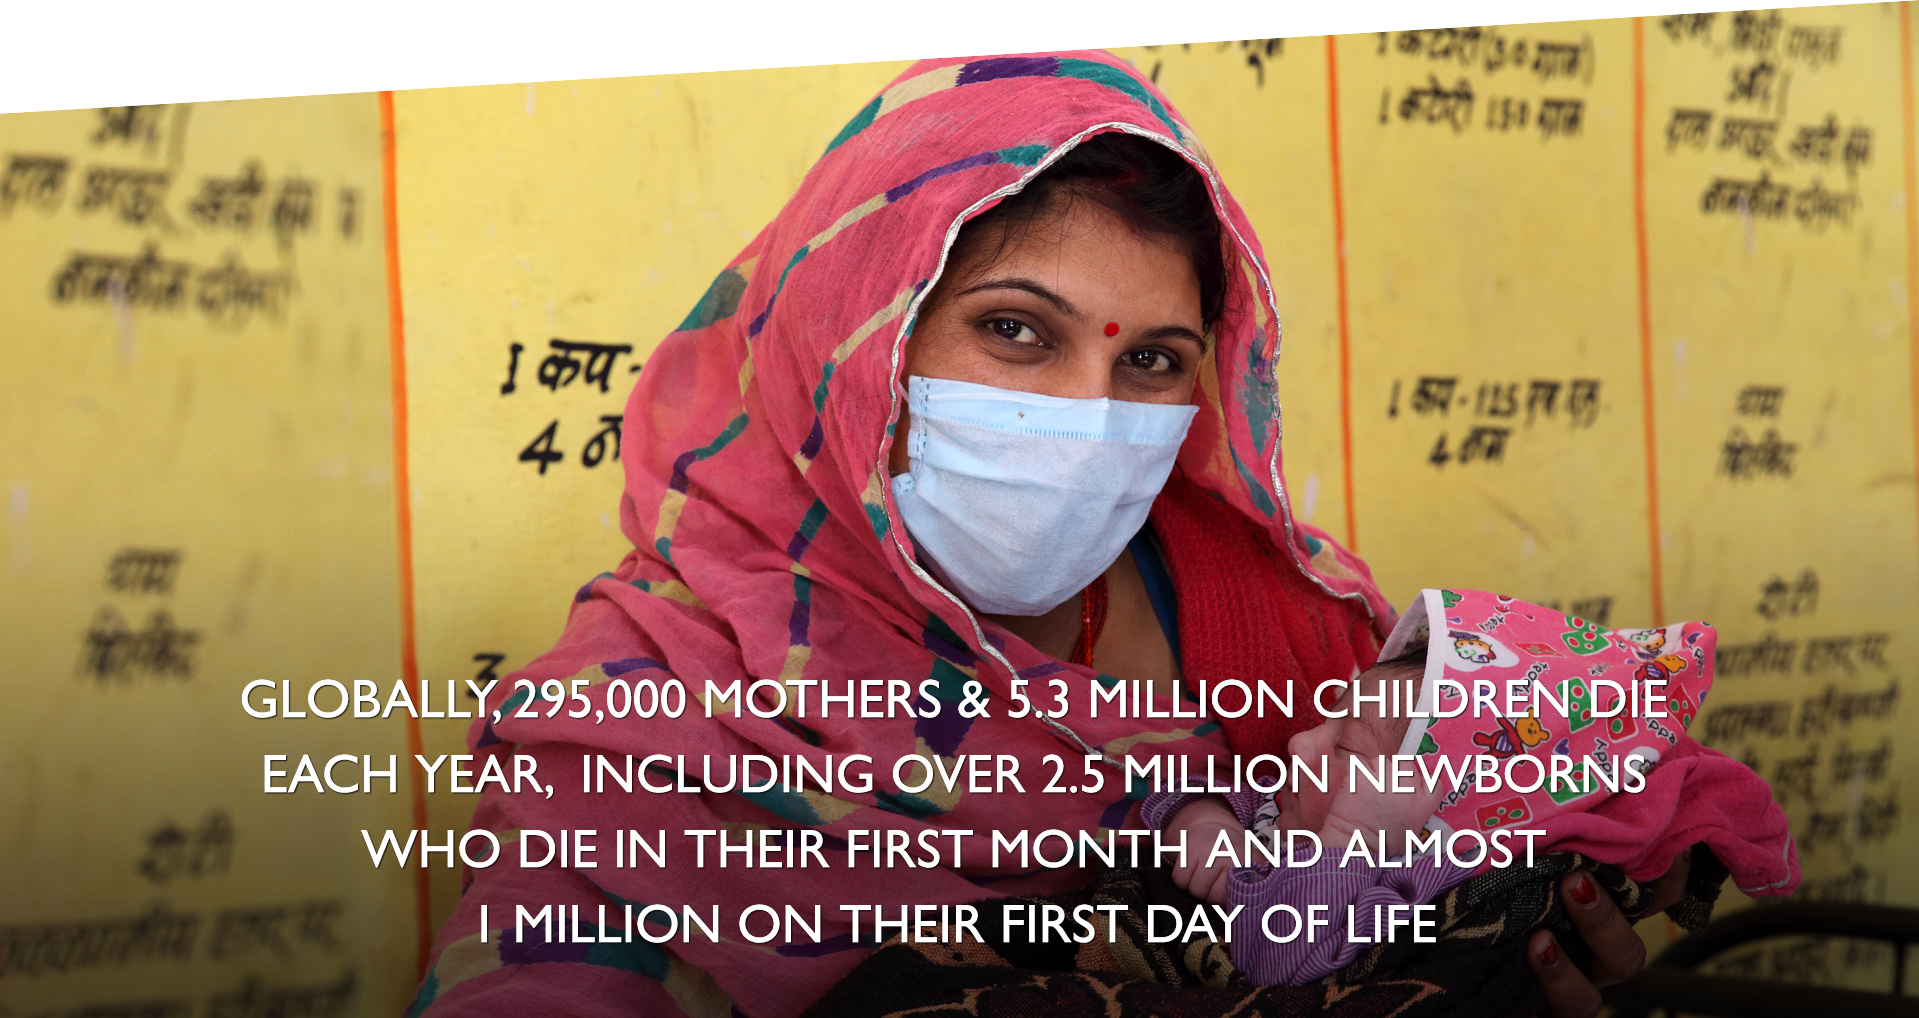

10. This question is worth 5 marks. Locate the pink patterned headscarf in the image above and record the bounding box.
[415,52,1390,1017]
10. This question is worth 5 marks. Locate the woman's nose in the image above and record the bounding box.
[1052,344,1117,400]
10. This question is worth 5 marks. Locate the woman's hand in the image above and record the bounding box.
[1166,797,1243,906]
[1525,848,1693,1018]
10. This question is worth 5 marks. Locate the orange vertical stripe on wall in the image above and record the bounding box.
[1902,4,1919,583]
[1632,19,1667,623]
[1325,35,1359,553]
[380,88,434,982]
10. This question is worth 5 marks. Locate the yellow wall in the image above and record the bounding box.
[3,7,1914,1010]
[0,96,417,1010]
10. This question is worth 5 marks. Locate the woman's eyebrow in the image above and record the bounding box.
[1139,324,1208,351]
[954,277,1084,319]
[955,277,1208,349]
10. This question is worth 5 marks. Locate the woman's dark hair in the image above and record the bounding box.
[946,132,1229,330]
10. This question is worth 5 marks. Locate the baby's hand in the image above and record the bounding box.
[1289,658,1445,858]
[1167,797,1242,905]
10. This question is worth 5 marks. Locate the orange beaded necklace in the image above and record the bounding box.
[1068,575,1109,667]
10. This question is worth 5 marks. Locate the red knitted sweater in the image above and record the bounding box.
[1150,474,1385,757]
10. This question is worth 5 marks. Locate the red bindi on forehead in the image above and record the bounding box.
[1104,322,1119,337]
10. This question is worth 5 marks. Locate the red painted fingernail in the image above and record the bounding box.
[1104,322,1120,336]
[1570,874,1598,906]
[1541,939,1559,966]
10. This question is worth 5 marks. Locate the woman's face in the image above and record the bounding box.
[890,197,1206,474]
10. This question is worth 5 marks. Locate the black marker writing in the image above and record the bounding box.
[500,343,524,394]
[188,162,266,231]
[1,154,70,213]
[79,607,202,681]
[108,548,182,594]
[1736,384,1785,417]
[1755,568,1817,620]
[538,338,637,393]
[1720,425,1798,479]
[76,166,172,226]
[93,106,168,150]
[138,810,234,884]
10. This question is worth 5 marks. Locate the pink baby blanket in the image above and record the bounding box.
[1381,589,1799,895]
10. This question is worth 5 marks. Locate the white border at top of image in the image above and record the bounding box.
[0,0,1848,115]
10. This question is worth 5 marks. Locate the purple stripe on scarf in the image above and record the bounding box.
[885,151,1001,204]
[667,450,698,493]
[957,56,1060,86]
[787,599,812,646]
[798,417,825,460]
[915,708,970,758]
[602,657,669,677]
[499,937,592,966]
[777,932,866,957]
[1097,797,1136,830]
[922,630,976,667]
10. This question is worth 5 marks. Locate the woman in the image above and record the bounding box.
[410,52,1672,1018]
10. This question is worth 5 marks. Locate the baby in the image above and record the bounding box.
[1145,588,1800,986]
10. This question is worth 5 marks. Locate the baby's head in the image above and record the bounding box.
[1275,651,1434,837]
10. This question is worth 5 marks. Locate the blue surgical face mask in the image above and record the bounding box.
[890,375,1198,616]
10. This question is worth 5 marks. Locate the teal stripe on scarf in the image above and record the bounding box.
[813,362,836,411]
[1229,442,1278,517]
[676,266,750,332]
[1055,59,1185,138]
[824,96,882,154]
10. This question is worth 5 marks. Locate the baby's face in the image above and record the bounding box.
[1276,658,1423,834]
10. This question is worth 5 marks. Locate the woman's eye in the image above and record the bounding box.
[1120,349,1177,373]
[985,318,1039,345]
